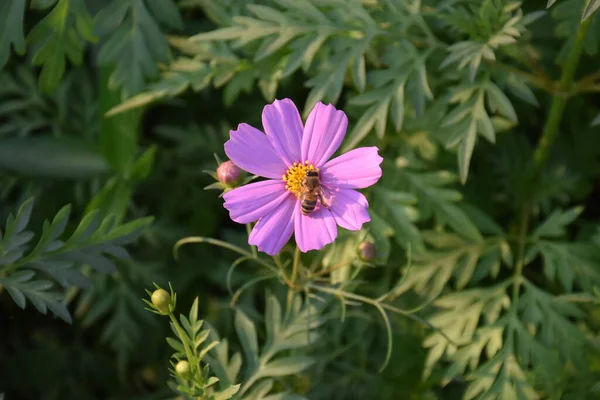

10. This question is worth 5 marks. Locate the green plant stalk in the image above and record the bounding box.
[291,246,301,284]
[174,236,280,275]
[532,13,592,168]
[511,3,592,320]
[307,284,456,345]
[286,246,302,312]
[246,223,257,258]
[510,204,530,312]
[168,313,200,383]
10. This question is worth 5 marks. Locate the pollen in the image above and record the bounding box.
[282,161,317,197]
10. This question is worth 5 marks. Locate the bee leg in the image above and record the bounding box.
[319,193,330,209]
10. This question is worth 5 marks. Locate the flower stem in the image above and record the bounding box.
[246,223,257,258]
[174,236,279,275]
[307,283,456,345]
[511,9,592,316]
[510,204,530,314]
[532,12,592,168]
[286,246,302,312]
[168,312,198,380]
[291,246,301,284]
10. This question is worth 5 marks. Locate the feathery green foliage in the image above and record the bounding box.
[0,198,153,322]
[2,0,600,399]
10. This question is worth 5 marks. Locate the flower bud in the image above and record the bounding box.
[358,241,376,262]
[175,360,191,379]
[151,289,171,314]
[217,161,242,185]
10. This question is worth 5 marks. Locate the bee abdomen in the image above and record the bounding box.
[301,198,317,215]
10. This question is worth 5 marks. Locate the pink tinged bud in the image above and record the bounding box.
[359,241,376,262]
[217,161,242,185]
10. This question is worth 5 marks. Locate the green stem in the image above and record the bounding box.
[510,204,530,314]
[174,236,279,275]
[291,246,301,284]
[510,8,592,316]
[246,223,257,258]
[532,13,592,168]
[308,284,456,345]
[286,246,302,312]
[168,313,198,379]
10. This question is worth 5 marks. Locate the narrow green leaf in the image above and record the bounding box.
[243,379,274,400]
[533,207,583,238]
[0,137,109,179]
[458,121,477,184]
[352,54,366,92]
[99,66,142,173]
[235,309,259,371]
[247,4,288,23]
[100,216,153,244]
[189,297,199,326]
[14,198,34,234]
[0,0,26,70]
[5,285,26,308]
[265,294,282,349]
[485,83,517,122]
[373,188,424,252]
[145,0,184,30]
[213,384,241,400]
[506,75,539,107]
[166,337,185,353]
[582,0,600,20]
[390,83,405,131]
[84,179,132,224]
[259,356,314,377]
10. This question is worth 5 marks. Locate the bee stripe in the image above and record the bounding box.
[301,199,317,215]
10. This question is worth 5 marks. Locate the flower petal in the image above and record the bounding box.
[294,203,337,252]
[223,180,290,224]
[323,188,371,231]
[225,123,288,179]
[248,196,295,256]
[301,102,348,167]
[262,98,303,166]
[321,147,383,189]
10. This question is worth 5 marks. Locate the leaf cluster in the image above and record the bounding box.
[0,197,153,323]
[148,287,323,400]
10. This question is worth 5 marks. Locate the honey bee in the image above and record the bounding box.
[300,170,329,215]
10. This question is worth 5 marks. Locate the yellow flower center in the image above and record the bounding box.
[282,161,318,197]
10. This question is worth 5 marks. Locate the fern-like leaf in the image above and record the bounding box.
[27,0,97,92]
[0,0,26,71]
[0,198,153,322]
[94,0,180,98]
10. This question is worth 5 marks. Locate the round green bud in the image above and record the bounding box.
[175,360,191,379]
[151,289,171,313]
[358,241,376,262]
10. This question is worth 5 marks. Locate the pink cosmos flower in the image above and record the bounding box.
[222,98,383,255]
